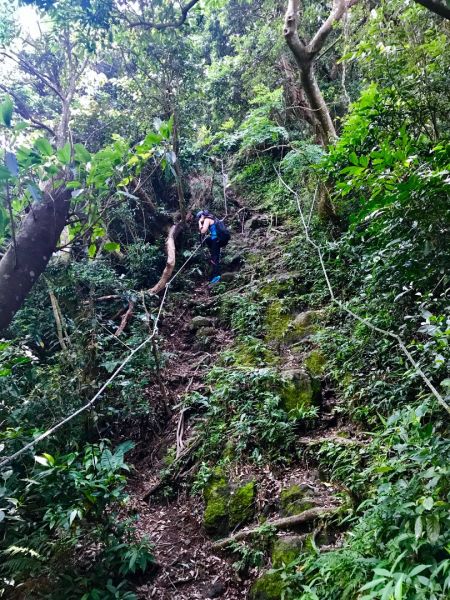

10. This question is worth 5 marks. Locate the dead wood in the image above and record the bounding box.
[212,507,337,550]
[149,222,184,294]
[115,299,136,336]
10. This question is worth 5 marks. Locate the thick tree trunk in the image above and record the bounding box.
[283,0,357,145]
[299,63,337,146]
[0,186,71,331]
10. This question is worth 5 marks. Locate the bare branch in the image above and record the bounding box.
[413,0,450,20]
[122,0,201,30]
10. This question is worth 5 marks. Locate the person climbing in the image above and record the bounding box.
[196,209,230,284]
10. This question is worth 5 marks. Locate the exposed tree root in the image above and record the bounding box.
[212,507,337,550]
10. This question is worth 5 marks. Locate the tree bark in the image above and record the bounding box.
[0,186,71,331]
[283,0,358,145]
[148,222,184,294]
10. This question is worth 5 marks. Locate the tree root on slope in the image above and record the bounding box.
[211,507,338,550]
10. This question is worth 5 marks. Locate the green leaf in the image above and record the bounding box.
[409,564,431,577]
[104,242,120,252]
[34,455,50,467]
[74,143,91,163]
[426,515,440,543]
[0,165,11,181]
[34,138,53,156]
[423,497,434,510]
[415,516,423,539]
[394,575,404,600]
[0,97,13,127]
[56,142,72,165]
[88,244,97,259]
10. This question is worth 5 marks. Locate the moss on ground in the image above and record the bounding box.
[229,480,256,528]
[305,350,326,376]
[249,570,284,600]
[203,470,229,536]
[271,535,305,568]
[280,484,315,517]
[265,300,291,342]
[279,369,319,416]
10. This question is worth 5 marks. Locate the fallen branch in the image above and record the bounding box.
[115,299,135,336]
[212,507,336,550]
[149,222,184,294]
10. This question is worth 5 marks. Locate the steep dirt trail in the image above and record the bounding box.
[125,213,350,599]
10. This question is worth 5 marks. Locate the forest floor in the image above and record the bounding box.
[123,209,353,599]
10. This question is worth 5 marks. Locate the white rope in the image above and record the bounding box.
[275,169,450,415]
[0,243,203,469]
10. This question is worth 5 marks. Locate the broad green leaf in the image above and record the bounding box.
[34,455,50,466]
[74,143,91,163]
[423,496,434,510]
[394,575,404,600]
[34,138,53,156]
[0,165,11,181]
[0,97,13,127]
[88,243,97,258]
[409,564,431,577]
[104,242,120,252]
[426,515,440,543]
[69,509,78,526]
[57,142,72,165]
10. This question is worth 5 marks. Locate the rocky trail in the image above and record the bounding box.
[124,210,358,599]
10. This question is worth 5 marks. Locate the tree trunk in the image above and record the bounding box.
[0,186,71,331]
[283,0,357,145]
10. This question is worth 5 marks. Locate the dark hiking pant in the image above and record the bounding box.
[206,238,221,278]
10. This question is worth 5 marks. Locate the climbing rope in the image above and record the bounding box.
[275,169,450,416]
[0,243,203,469]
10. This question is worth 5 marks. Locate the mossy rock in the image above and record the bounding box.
[191,315,215,330]
[279,369,320,417]
[203,470,230,536]
[229,481,256,529]
[280,484,316,517]
[196,326,217,339]
[271,535,305,568]
[283,310,324,343]
[249,570,284,600]
[228,340,278,368]
[305,350,326,376]
[260,273,301,299]
[265,300,291,342]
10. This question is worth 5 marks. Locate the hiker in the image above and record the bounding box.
[196,210,230,284]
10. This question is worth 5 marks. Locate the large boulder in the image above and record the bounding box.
[229,481,256,529]
[203,470,230,537]
[203,474,256,537]
[279,369,320,416]
[279,484,316,517]
[248,571,284,600]
[191,315,215,330]
[271,535,306,568]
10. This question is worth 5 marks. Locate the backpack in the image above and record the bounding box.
[214,218,231,246]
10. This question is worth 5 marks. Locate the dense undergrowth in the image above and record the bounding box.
[1,1,449,598]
